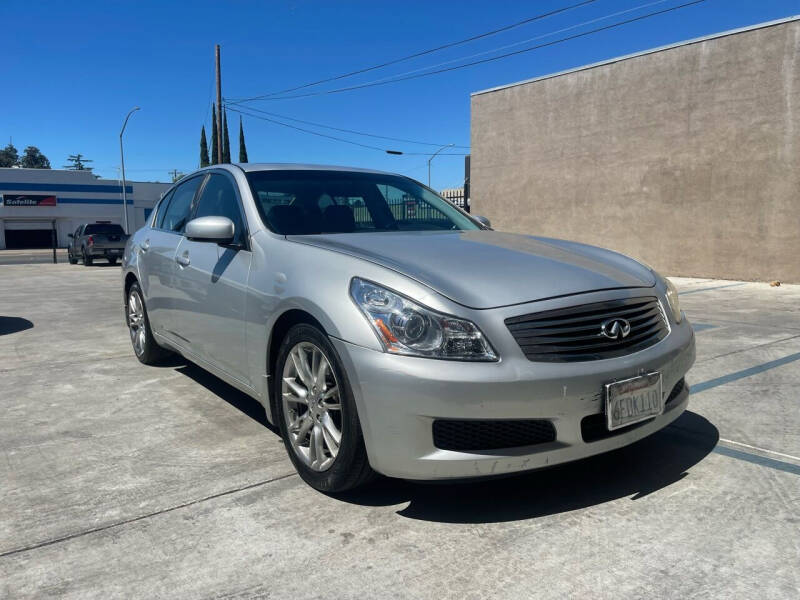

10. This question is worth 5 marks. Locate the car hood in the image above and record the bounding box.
[289,230,655,309]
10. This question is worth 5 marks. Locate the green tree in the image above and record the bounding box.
[63,154,93,170]
[222,109,231,163]
[199,125,210,168]
[20,146,51,169]
[0,142,19,167]
[210,103,219,165]
[238,116,248,163]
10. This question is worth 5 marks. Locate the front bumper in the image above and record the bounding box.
[332,318,695,480]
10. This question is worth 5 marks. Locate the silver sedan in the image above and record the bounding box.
[122,164,695,492]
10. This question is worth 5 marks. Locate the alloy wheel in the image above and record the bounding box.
[127,290,146,357]
[281,342,343,472]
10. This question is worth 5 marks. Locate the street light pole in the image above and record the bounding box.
[119,106,140,234]
[428,143,454,188]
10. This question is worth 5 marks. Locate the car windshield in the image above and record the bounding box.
[246,170,479,235]
[84,224,124,235]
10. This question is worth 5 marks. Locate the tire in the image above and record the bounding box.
[83,249,93,266]
[108,257,118,266]
[126,281,171,365]
[274,324,374,493]
[68,252,77,265]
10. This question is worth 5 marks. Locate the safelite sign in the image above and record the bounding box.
[1,194,58,206]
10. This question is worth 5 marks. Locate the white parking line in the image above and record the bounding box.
[719,438,800,464]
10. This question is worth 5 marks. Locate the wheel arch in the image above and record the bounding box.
[266,308,326,423]
[123,272,138,304]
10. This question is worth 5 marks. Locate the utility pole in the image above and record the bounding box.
[215,44,223,165]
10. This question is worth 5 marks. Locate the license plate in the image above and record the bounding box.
[605,372,663,431]
[109,249,122,254]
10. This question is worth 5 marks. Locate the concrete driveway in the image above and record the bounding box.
[1,264,798,599]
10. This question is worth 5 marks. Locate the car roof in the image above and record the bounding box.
[231,163,398,176]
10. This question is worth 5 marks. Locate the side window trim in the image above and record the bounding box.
[152,193,169,228]
[191,170,250,250]
[155,189,175,230]
[156,175,205,234]
[188,173,211,223]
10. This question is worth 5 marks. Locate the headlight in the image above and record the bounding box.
[663,277,682,323]
[350,278,497,361]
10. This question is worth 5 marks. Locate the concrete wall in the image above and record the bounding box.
[471,18,800,282]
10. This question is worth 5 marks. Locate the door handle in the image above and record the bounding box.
[175,254,190,267]
[141,239,150,253]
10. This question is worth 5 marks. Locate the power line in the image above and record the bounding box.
[228,0,598,103]
[255,0,672,97]
[236,0,708,102]
[226,105,468,156]
[223,105,469,148]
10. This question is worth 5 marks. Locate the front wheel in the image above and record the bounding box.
[274,324,374,492]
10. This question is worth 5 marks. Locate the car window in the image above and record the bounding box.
[154,190,174,228]
[375,185,454,231]
[247,170,477,235]
[192,173,245,244]
[161,176,203,233]
[84,224,125,235]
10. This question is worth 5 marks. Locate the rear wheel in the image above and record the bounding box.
[127,282,170,365]
[82,249,93,266]
[274,324,374,492]
[108,257,118,266]
[68,251,77,265]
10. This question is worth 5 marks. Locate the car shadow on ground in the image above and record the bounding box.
[174,360,278,434]
[0,316,34,335]
[170,357,718,524]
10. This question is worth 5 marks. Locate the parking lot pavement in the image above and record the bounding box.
[0,248,69,266]
[1,265,798,599]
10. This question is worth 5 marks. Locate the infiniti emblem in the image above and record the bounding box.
[600,318,631,340]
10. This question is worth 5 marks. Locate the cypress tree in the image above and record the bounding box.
[210,103,219,165]
[238,116,248,163]
[222,109,231,163]
[199,126,210,167]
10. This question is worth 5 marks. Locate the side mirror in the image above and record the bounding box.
[67,233,74,238]
[185,216,235,244]
[473,215,492,229]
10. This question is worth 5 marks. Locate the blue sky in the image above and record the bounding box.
[2,0,798,189]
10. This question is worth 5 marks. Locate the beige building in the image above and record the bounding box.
[470,16,800,282]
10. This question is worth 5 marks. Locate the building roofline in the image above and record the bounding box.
[471,15,800,97]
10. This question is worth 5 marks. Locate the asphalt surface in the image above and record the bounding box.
[0,248,75,266]
[1,263,798,599]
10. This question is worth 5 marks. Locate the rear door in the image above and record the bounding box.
[171,171,252,384]
[140,176,204,343]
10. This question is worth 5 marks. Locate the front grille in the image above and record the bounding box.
[581,378,687,443]
[433,419,556,452]
[506,296,668,362]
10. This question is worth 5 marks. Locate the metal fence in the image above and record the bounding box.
[440,188,469,212]
[352,200,450,225]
